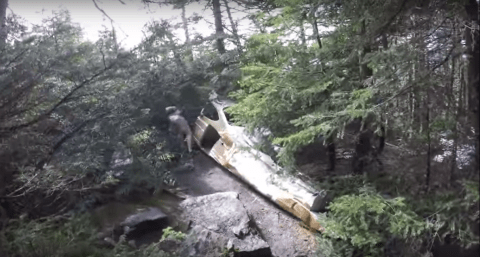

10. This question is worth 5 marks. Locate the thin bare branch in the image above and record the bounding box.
[92,0,115,23]
[0,63,116,133]
[430,45,457,72]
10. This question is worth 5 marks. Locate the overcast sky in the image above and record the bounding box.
[7,0,246,50]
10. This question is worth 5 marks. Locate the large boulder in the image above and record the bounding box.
[311,190,333,213]
[97,207,170,248]
[179,192,271,257]
[120,207,169,240]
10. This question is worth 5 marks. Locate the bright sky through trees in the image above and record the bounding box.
[8,0,227,50]
[8,1,330,50]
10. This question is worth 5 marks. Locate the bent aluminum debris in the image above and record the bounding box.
[192,101,325,232]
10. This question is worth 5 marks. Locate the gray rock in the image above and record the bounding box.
[119,207,169,240]
[183,225,228,256]
[158,238,182,253]
[232,223,250,239]
[107,143,133,178]
[179,192,271,257]
[226,239,234,250]
[310,190,333,212]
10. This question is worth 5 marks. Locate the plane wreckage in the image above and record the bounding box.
[192,100,326,232]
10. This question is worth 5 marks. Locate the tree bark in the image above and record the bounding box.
[0,0,7,48]
[351,20,375,174]
[425,91,431,191]
[464,0,479,174]
[111,22,118,53]
[352,129,374,174]
[424,19,432,191]
[359,20,373,79]
[327,140,335,171]
[381,33,388,49]
[181,4,193,61]
[311,15,322,48]
[212,0,226,54]
[450,49,458,186]
[222,0,242,53]
[299,13,306,46]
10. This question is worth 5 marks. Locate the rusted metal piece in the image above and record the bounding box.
[192,102,324,232]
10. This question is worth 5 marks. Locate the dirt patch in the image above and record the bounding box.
[171,152,319,257]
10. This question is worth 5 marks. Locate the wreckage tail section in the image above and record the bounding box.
[276,194,324,232]
[211,100,230,131]
[193,101,325,232]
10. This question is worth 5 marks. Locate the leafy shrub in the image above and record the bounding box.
[317,186,430,257]
[413,180,479,248]
[1,214,175,257]
[161,226,186,241]
[2,214,108,257]
[112,236,175,257]
[317,175,366,196]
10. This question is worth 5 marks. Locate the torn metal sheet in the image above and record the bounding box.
[193,101,325,232]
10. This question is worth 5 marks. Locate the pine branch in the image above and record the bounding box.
[36,112,108,170]
[376,0,408,36]
[0,63,116,133]
[430,45,457,72]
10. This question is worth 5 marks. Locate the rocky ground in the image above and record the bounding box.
[94,130,475,256]
[171,152,319,257]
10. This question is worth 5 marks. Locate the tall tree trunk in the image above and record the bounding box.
[327,142,335,171]
[460,69,466,113]
[309,3,322,48]
[450,129,458,185]
[351,20,375,174]
[423,18,432,191]
[0,0,7,48]
[425,96,431,191]
[111,22,118,53]
[450,54,459,186]
[409,74,414,138]
[378,33,388,155]
[381,33,388,49]
[181,4,193,61]
[299,13,306,46]
[359,20,373,79]
[411,15,424,133]
[464,0,479,174]
[222,0,242,53]
[166,33,186,72]
[311,17,322,48]
[0,0,10,227]
[212,0,226,54]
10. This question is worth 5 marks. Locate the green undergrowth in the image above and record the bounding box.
[316,177,479,257]
[412,180,480,248]
[161,226,186,241]
[317,185,430,256]
[0,214,177,257]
